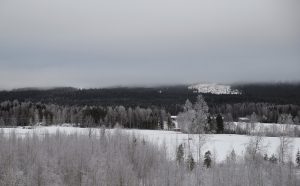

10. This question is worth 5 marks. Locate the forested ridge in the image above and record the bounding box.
[0,83,300,127]
[1,83,300,108]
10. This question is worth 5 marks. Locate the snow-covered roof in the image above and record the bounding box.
[238,117,250,121]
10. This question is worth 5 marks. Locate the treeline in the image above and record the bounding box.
[210,102,300,124]
[0,100,173,129]
[0,99,299,129]
[0,86,196,114]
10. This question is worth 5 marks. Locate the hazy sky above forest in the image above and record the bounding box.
[0,0,299,89]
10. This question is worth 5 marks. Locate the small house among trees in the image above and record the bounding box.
[171,116,180,131]
[238,117,250,123]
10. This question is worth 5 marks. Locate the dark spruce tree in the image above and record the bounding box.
[167,114,173,130]
[264,154,269,161]
[269,154,278,164]
[216,114,224,134]
[186,154,195,171]
[204,151,212,168]
[296,149,300,167]
[176,144,184,164]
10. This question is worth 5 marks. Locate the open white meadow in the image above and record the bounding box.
[2,125,300,163]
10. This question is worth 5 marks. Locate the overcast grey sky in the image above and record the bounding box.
[0,0,299,89]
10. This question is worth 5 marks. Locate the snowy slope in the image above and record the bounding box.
[189,83,240,95]
[1,126,300,163]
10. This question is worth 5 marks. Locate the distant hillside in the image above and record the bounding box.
[0,83,300,113]
[0,86,196,114]
[232,83,300,105]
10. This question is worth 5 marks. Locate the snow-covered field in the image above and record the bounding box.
[2,126,300,163]
[125,129,300,163]
[189,83,240,95]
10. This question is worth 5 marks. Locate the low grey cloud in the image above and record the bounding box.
[0,0,299,89]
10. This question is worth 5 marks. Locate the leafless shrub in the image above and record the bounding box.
[0,129,298,186]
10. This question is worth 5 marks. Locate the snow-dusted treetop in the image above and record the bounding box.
[188,83,241,95]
